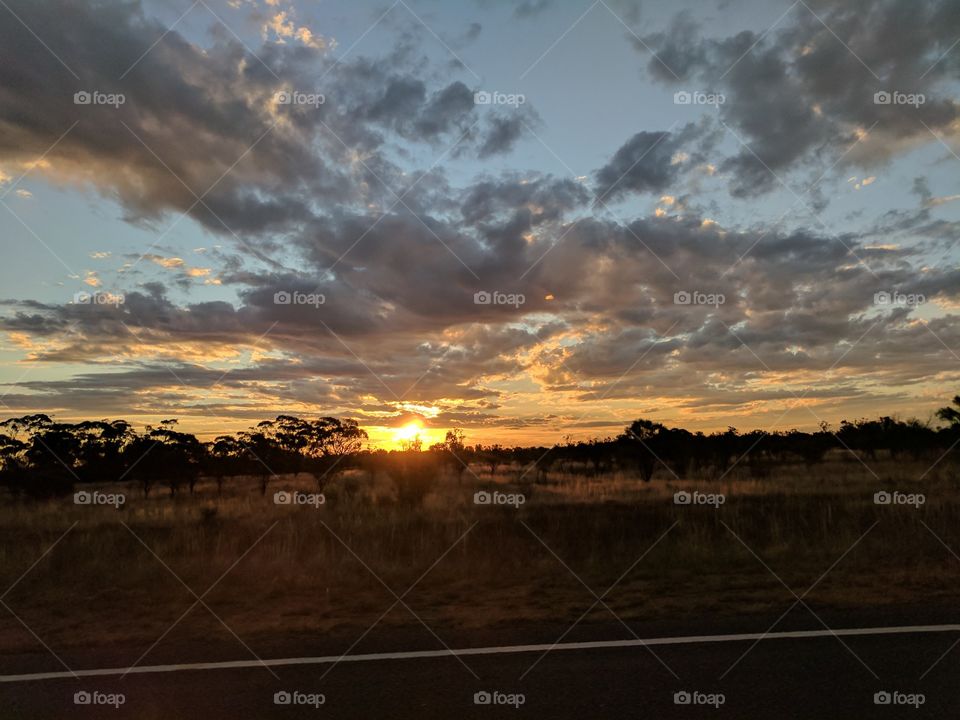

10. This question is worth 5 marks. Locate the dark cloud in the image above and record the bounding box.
[593,123,711,202]
[463,22,483,43]
[513,0,552,18]
[638,11,705,82]
[414,82,476,139]
[640,0,960,197]
[477,111,534,159]
[0,1,344,233]
[5,200,959,421]
[460,175,589,226]
[0,0,525,242]
[594,131,680,201]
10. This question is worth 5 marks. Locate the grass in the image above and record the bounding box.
[0,452,958,656]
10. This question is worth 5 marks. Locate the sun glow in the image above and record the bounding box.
[385,421,447,450]
[393,421,424,446]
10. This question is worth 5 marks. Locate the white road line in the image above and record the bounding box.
[2,624,959,683]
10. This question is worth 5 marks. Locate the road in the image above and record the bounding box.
[2,611,959,718]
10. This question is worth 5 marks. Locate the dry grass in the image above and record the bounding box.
[0,454,958,655]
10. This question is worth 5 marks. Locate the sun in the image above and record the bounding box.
[393,421,423,446]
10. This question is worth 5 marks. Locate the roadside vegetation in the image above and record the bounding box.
[0,398,958,655]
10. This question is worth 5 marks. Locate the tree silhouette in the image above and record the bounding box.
[304,417,367,490]
[206,435,244,496]
[2,398,959,505]
[436,428,469,484]
[937,396,960,427]
[73,419,136,483]
[237,428,283,496]
[620,419,665,482]
[0,415,78,497]
[0,432,28,497]
[126,420,203,497]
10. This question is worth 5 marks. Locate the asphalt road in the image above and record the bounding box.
[2,615,959,719]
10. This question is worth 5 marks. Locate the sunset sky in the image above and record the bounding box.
[1,0,959,448]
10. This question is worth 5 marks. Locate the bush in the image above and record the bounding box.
[389,452,440,507]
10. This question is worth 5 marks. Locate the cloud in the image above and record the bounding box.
[513,0,552,18]
[477,109,538,159]
[0,0,521,244]
[639,0,960,198]
[926,194,960,208]
[263,8,333,50]
[1,0,959,436]
[594,123,712,202]
[5,200,959,427]
[147,256,186,270]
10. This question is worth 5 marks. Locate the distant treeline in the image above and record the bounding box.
[0,415,366,499]
[2,397,959,499]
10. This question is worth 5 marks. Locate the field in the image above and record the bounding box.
[2,450,958,663]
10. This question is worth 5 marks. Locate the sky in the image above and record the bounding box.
[0,0,959,448]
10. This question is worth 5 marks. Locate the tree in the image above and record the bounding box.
[477,444,504,477]
[314,417,367,458]
[620,419,665,482]
[127,420,204,497]
[937,396,960,427]
[0,413,374,502]
[788,427,833,467]
[206,435,244,496]
[73,419,136,483]
[237,429,283,496]
[249,416,368,490]
[0,415,79,497]
[401,435,423,453]
[837,418,883,460]
[0,432,28,496]
[254,416,308,476]
[658,428,694,479]
[431,428,470,484]
[305,417,367,490]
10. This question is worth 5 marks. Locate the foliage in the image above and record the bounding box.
[1,399,959,498]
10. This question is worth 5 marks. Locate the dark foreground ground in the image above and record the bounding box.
[1,605,958,719]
